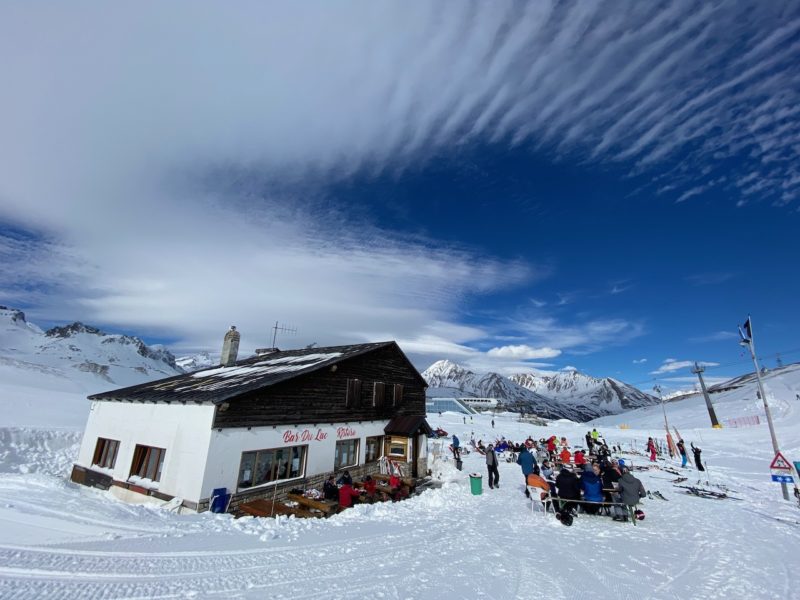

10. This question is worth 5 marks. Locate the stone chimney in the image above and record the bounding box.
[220,326,240,367]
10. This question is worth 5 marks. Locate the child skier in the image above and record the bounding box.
[690,442,705,471]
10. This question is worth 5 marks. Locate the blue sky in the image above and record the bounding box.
[1,1,799,391]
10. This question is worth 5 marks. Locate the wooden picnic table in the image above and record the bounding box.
[238,498,321,519]
[371,473,415,488]
[286,493,338,515]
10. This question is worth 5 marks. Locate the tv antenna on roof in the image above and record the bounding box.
[271,321,297,349]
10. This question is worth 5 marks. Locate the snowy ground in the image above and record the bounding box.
[1,369,799,598]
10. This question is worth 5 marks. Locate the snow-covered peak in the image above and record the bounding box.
[0,306,183,393]
[421,359,475,388]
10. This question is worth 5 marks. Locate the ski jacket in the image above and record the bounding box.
[338,484,361,508]
[616,473,646,506]
[516,449,536,475]
[323,480,338,501]
[555,469,581,500]
[363,479,377,495]
[486,450,498,467]
[574,452,586,466]
[452,435,460,449]
[559,448,572,464]
[537,449,550,463]
[602,467,621,490]
[591,430,599,440]
[580,472,604,502]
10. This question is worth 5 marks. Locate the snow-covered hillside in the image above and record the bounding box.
[423,359,657,421]
[0,306,183,427]
[0,358,799,598]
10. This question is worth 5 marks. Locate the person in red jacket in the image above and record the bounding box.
[574,450,586,466]
[559,447,572,466]
[362,476,377,502]
[647,437,657,462]
[388,474,408,501]
[338,482,361,509]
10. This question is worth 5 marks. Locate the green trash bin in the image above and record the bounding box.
[469,473,483,496]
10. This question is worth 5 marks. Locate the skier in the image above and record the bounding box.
[491,419,495,429]
[647,437,657,462]
[452,434,461,460]
[690,442,705,471]
[485,444,500,489]
[677,439,688,468]
[517,446,537,498]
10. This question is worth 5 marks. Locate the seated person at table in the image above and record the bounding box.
[580,463,605,514]
[559,447,572,465]
[338,481,361,509]
[389,474,408,501]
[323,475,338,501]
[574,450,587,466]
[336,470,353,486]
[362,475,377,501]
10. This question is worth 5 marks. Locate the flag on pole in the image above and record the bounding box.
[742,316,752,341]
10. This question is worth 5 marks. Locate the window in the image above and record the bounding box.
[373,382,385,407]
[130,444,166,482]
[393,384,404,406]
[238,445,307,490]
[386,436,408,458]
[346,378,362,407]
[365,436,383,463]
[335,439,359,469]
[92,437,120,469]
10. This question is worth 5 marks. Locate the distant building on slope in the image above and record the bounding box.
[71,331,431,513]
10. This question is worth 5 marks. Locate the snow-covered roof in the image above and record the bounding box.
[89,342,396,404]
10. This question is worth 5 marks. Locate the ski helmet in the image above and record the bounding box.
[634,509,645,521]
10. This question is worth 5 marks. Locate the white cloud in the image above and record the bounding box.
[633,358,648,364]
[0,1,797,363]
[515,317,646,354]
[650,359,719,375]
[561,365,578,372]
[487,345,562,360]
[689,331,739,343]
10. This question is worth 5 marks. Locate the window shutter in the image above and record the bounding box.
[373,382,385,407]
[393,383,404,406]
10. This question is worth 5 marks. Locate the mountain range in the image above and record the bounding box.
[0,306,182,393]
[422,359,658,421]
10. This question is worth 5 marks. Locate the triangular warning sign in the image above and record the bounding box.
[769,452,792,470]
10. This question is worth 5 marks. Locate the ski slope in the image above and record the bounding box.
[1,368,799,598]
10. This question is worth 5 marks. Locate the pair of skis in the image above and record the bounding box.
[647,490,669,501]
[675,485,742,501]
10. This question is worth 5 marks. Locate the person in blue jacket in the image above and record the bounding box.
[517,447,537,498]
[452,434,461,460]
[580,462,605,515]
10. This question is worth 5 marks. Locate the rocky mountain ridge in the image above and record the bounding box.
[423,359,658,422]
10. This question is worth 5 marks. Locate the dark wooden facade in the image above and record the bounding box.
[213,344,426,429]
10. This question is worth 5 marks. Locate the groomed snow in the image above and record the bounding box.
[1,367,799,598]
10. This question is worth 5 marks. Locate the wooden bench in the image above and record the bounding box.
[286,493,338,515]
[237,498,321,519]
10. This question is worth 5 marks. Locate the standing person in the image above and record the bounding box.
[647,437,657,462]
[613,466,646,522]
[491,418,495,429]
[585,431,594,453]
[677,439,688,468]
[452,434,461,460]
[591,428,599,441]
[691,443,705,471]
[517,446,537,498]
[485,443,500,489]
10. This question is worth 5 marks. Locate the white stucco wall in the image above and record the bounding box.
[76,401,216,503]
[200,420,390,500]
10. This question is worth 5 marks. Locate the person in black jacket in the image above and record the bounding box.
[323,475,338,501]
[691,443,705,471]
[555,465,581,516]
